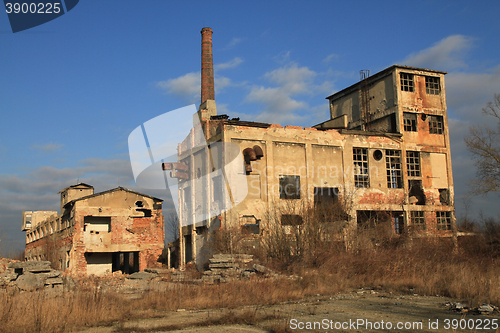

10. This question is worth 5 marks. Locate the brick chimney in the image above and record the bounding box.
[198,27,217,120]
[201,27,215,103]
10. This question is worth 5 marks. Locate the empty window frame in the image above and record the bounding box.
[436,211,452,231]
[393,214,404,235]
[281,214,303,226]
[212,175,223,203]
[425,76,440,95]
[403,113,417,132]
[386,150,402,188]
[353,148,369,188]
[279,175,301,199]
[406,151,421,177]
[411,211,426,230]
[429,115,444,134]
[400,73,414,92]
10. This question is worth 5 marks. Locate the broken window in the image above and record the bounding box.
[409,180,426,205]
[386,150,402,188]
[425,76,440,95]
[429,115,444,134]
[353,148,369,188]
[403,113,417,132]
[436,211,452,231]
[438,189,450,205]
[406,151,421,177]
[400,73,414,92]
[240,215,260,235]
[411,211,426,230]
[279,175,301,199]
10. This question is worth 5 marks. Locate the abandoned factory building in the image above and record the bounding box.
[22,183,164,276]
[171,28,455,269]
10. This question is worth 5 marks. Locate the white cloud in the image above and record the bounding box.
[273,51,291,65]
[31,142,63,153]
[243,62,336,124]
[157,71,236,102]
[323,53,340,64]
[246,86,307,114]
[215,57,243,71]
[264,64,317,95]
[223,37,242,50]
[401,35,474,71]
[157,72,200,103]
[214,76,232,93]
[446,66,500,121]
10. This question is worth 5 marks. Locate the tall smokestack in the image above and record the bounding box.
[201,27,215,104]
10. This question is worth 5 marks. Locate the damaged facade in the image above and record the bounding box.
[172,28,455,269]
[22,184,164,276]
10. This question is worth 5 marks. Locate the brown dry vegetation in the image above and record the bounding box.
[1,206,500,332]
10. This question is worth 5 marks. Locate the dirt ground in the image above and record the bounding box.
[79,288,500,333]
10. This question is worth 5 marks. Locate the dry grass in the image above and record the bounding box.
[2,217,500,332]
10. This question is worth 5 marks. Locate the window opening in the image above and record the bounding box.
[403,113,417,132]
[373,150,383,161]
[411,211,426,230]
[393,213,404,235]
[353,148,369,188]
[400,73,414,92]
[438,189,450,205]
[429,115,444,134]
[279,175,301,199]
[425,76,440,95]
[406,151,421,177]
[409,180,426,205]
[386,150,402,188]
[436,211,452,230]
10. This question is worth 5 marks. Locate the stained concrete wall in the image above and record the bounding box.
[178,66,455,269]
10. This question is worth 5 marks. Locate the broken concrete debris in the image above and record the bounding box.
[200,254,281,284]
[0,260,73,291]
[447,302,499,315]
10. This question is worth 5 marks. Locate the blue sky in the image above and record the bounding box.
[1,1,499,255]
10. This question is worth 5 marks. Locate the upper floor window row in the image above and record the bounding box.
[400,73,441,95]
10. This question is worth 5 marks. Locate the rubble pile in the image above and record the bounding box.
[0,261,71,291]
[447,302,499,315]
[0,257,19,275]
[201,254,279,284]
